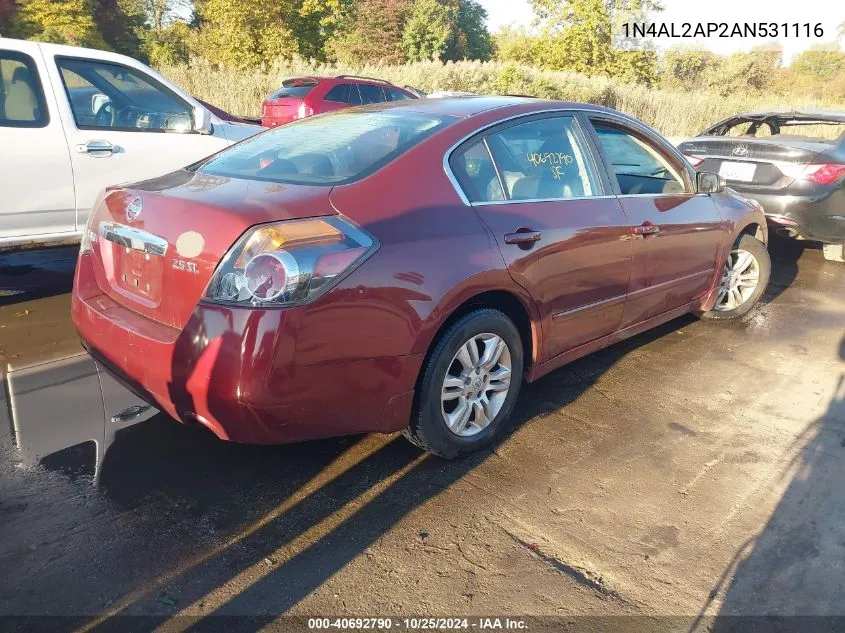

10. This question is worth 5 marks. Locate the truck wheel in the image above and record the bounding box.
[823,243,845,263]
[403,309,523,459]
[700,235,771,320]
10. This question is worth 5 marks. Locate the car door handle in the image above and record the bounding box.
[633,223,660,236]
[504,230,542,249]
[75,140,115,157]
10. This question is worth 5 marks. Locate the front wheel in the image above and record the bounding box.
[403,309,524,459]
[700,234,771,320]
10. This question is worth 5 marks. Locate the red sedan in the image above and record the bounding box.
[72,98,770,457]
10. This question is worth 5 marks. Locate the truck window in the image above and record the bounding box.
[0,51,48,127]
[55,57,193,133]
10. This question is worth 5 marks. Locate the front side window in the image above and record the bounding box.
[386,87,412,101]
[57,57,192,132]
[0,51,48,127]
[479,116,601,201]
[357,83,386,105]
[200,110,453,185]
[592,122,687,195]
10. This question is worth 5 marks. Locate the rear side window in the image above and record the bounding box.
[270,79,318,99]
[357,83,386,104]
[200,110,454,185]
[324,83,362,105]
[0,51,49,128]
[472,116,601,202]
[451,140,505,203]
[591,122,686,195]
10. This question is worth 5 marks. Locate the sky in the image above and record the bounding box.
[479,0,845,62]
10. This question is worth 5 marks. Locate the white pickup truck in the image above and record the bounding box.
[0,38,263,250]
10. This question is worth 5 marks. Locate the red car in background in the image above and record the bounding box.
[260,75,418,127]
[73,98,769,459]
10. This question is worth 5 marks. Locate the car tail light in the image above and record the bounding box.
[295,102,314,119]
[204,217,378,307]
[684,154,705,168]
[780,163,845,185]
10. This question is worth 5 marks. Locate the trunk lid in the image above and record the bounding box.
[86,170,335,329]
[679,137,833,188]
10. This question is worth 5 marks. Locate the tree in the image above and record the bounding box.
[492,25,538,65]
[703,46,782,96]
[791,46,845,80]
[327,0,413,65]
[660,47,721,91]
[402,0,455,61]
[527,0,660,83]
[11,0,108,48]
[92,0,145,57]
[0,0,15,36]
[448,0,492,61]
[197,0,300,69]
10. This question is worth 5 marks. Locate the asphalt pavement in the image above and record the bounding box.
[0,238,843,630]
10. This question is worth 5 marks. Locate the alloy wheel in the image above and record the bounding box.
[714,248,761,312]
[440,333,512,437]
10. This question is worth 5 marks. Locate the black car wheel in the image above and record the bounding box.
[404,309,524,458]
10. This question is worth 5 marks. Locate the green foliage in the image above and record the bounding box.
[660,47,719,90]
[328,0,412,65]
[402,0,455,61]
[493,26,537,65]
[12,0,108,48]
[705,46,782,97]
[791,46,845,80]
[197,0,300,69]
[92,0,145,58]
[143,19,194,66]
[449,0,492,61]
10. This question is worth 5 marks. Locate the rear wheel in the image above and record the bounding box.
[700,234,770,320]
[823,243,845,263]
[403,309,523,459]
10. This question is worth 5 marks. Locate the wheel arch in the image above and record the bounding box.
[411,286,541,378]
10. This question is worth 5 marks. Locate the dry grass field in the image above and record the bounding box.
[159,58,845,138]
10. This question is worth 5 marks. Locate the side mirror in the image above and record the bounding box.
[193,105,213,135]
[697,171,725,194]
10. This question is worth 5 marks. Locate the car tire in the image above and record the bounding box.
[403,309,524,459]
[700,234,771,320]
[823,243,845,263]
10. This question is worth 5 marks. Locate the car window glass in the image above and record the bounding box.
[386,87,412,101]
[0,52,48,127]
[483,116,601,201]
[450,140,505,203]
[358,83,386,104]
[270,79,317,99]
[201,110,453,185]
[56,58,192,132]
[324,84,350,103]
[592,123,686,195]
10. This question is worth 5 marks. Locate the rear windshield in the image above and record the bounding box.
[269,79,319,99]
[200,110,453,185]
[713,117,845,143]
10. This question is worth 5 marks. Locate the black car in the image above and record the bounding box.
[679,110,845,262]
